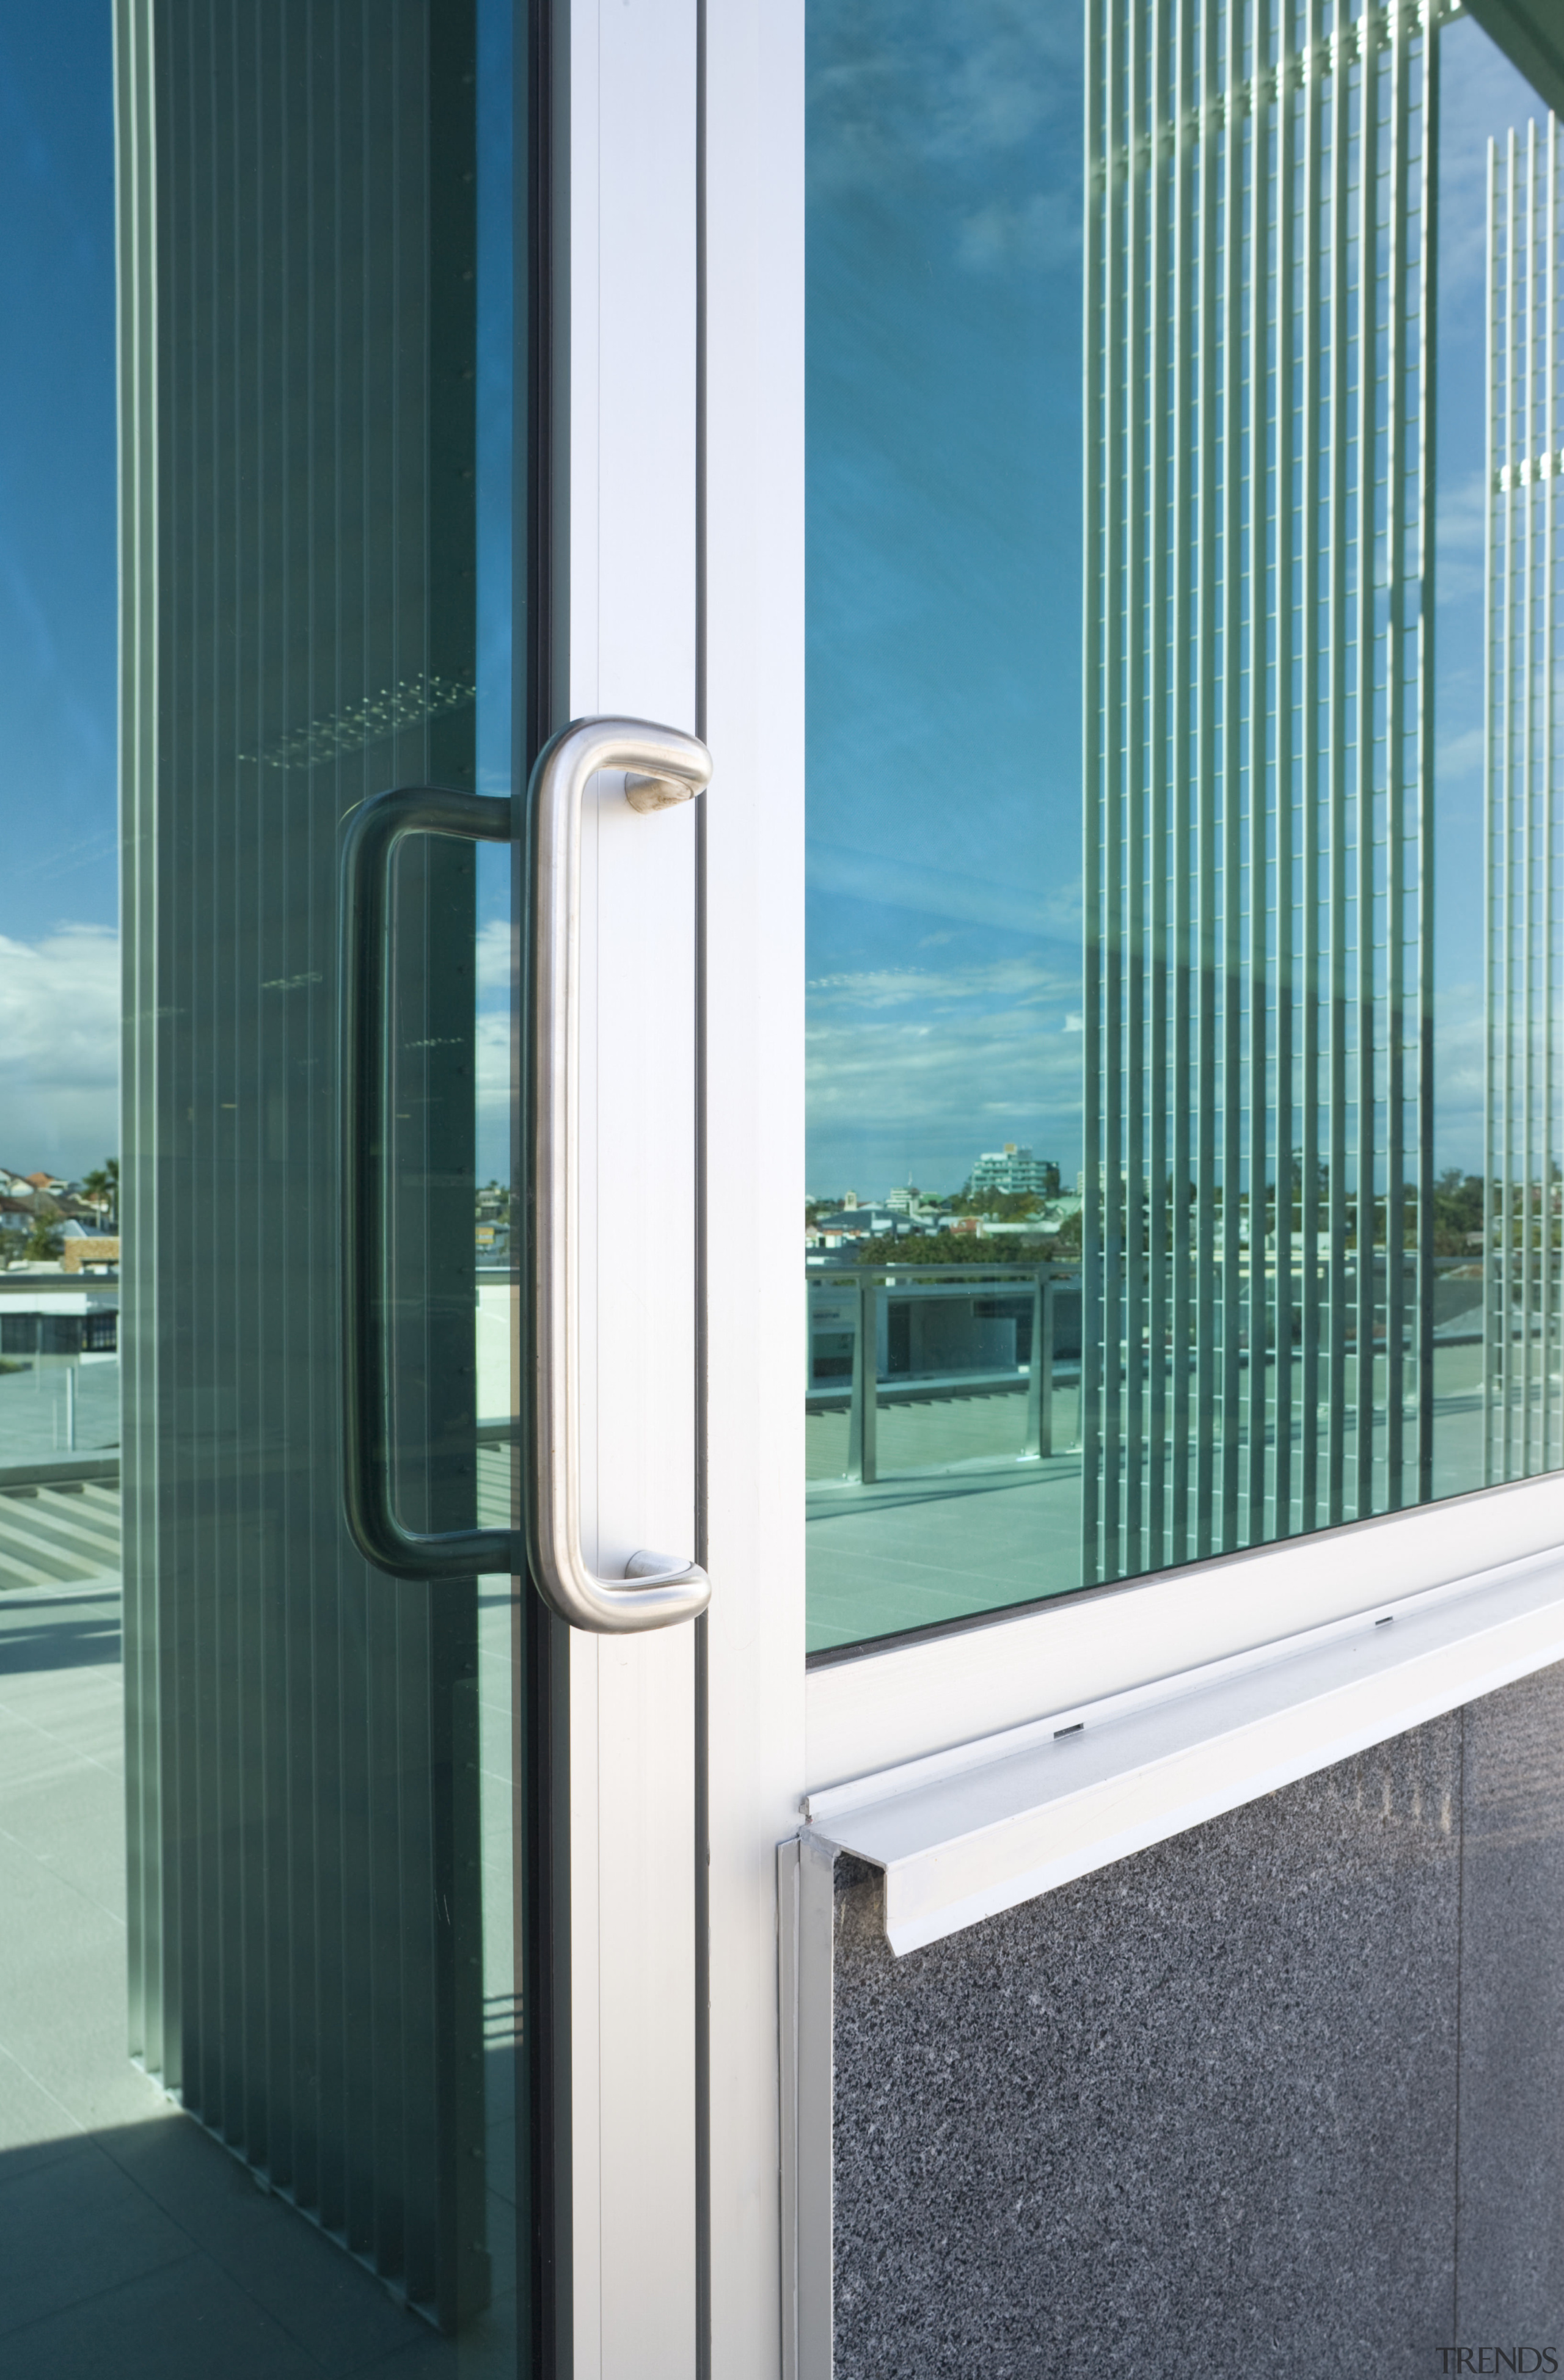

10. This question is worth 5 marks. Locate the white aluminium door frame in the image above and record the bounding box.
[562,0,701,2371]
[701,5,809,2378]
[563,0,1564,2371]
[562,0,806,2373]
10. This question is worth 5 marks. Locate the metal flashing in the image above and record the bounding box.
[805,1549,1564,1955]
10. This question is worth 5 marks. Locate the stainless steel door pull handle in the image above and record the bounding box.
[337,717,711,1630]
[526,717,712,1632]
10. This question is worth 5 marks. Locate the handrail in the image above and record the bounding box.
[523,717,713,1632]
[339,726,717,1629]
[338,783,519,1580]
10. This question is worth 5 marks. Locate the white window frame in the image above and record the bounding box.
[805,1474,1564,1794]
[693,4,1564,2375]
[697,0,1564,1874]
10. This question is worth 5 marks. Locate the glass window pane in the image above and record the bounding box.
[805,0,1564,1655]
[0,4,524,2370]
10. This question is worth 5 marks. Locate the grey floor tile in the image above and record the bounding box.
[0,1363,120,1468]
[802,1340,1494,1650]
[99,2119,429,2376]
[0,2073,85,2170]
[359,2304,513,2380]
[0,2036,91,2156]
[0,1758,128,1917]
[0,1473,518,2379]
[0,1657,124,1773]
[0,2134,191,2339]
[0,1870,161,2137]
[0,1601,122,1692]
[0,2246,330,2380]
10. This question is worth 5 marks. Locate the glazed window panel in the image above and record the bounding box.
[804,0,1564,1656]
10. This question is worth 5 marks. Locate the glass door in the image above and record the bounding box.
[0,3,528,2370]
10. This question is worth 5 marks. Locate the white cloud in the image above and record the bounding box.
[477,914,514,1002]
[958,188,1081,276]
[0,924,119,1177]
[806,952,1501,1193]
[473,918,516,1183]
[809,0,1080,196]
[807,951,1084,1189]
[0,918,524,1189]
[1437,725,1486,786]
[1436,468,1489,610]
[808,952,1070,1013]
[806,0,1084,304]
[475,1007,513,1185]
[809,836,1082,938]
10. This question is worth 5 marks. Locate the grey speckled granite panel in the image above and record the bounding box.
[1456,1664,1564,2337]
[833,1717,1473,2379]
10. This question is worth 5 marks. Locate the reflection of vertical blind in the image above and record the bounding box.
[117,0,488,2332]
[1486,117,1564,1479]
[1084,0,1436,1586]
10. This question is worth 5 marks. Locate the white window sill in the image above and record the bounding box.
[805,1473,1564,1788]
[802,1541,1564,1954]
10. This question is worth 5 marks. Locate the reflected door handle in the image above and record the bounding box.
[339,782,517,1580]
[526,717,713,1632]
[337,723,713,1630]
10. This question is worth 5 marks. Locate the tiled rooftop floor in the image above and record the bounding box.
[0,1573,515,2378]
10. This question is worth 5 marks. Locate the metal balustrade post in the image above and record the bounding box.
[846,1272,877,1486]
[845,1271,863,1481]
[1026,1274,1045,1460]
[1043,1278,1059,1461]
[1024,1274,1058,1463]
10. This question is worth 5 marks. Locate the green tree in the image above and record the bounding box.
[82,1158,119,1230]
[23,1217,64,1261]
[1054,1205,1083,1254]
[851,1228,1064,1268]
[1431,1167,1483,1256]
[947,1186,1046,1222]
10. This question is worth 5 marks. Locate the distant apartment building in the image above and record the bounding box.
[968,1144,1059,1200]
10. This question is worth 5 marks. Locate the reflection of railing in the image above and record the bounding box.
[0,1455,119,1489]
[811,1264,1074,1486]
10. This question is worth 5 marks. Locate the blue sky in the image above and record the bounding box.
[806,0,1086,1200]
[0,0,514,1183]
[1430,14,1544,1175]
[805,4,1546,1203]
[0,4,117,956]
[0,4,117,1180]
[0,5,1548,1195]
